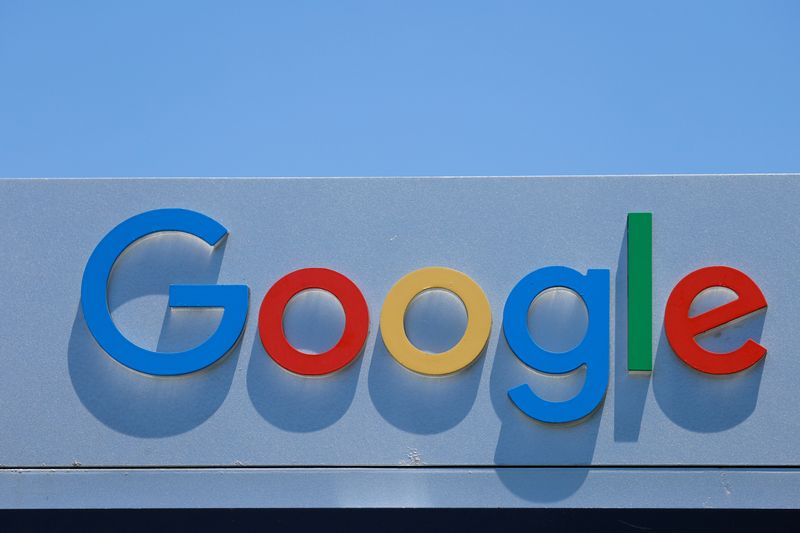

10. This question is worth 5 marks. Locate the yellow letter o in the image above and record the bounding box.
[380,267,492,375]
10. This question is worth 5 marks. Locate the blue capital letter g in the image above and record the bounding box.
[81,209,248,376]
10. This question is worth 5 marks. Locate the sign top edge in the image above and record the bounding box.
[0,173,798,181]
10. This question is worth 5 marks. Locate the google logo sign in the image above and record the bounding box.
[81,209,768,425]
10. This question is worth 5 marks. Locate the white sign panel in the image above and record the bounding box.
[0,176,797,507]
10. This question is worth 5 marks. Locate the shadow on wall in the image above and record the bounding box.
[652,309,766,433]
[68,233,239,438]
[490,334,601,503]
[367,331,485,435]
[246,287,362,432]
[246,339,363,433]
[66,223,767,469]
[367,286,485,435]
[613,225,650,442]
[246,286,486,435]
[614,222,767,440]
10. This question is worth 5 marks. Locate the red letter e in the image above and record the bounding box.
[665,266,767,374]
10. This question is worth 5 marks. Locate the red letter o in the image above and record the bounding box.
[258,268,369,376]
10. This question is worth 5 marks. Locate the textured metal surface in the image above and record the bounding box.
[0,177,798,489]
[2,468,799,509]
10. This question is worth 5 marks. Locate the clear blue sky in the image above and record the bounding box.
[1,1,798,177]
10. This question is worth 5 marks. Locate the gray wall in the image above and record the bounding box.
[0,176,796,507]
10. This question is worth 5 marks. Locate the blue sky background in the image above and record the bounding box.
[1,1,798,177]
